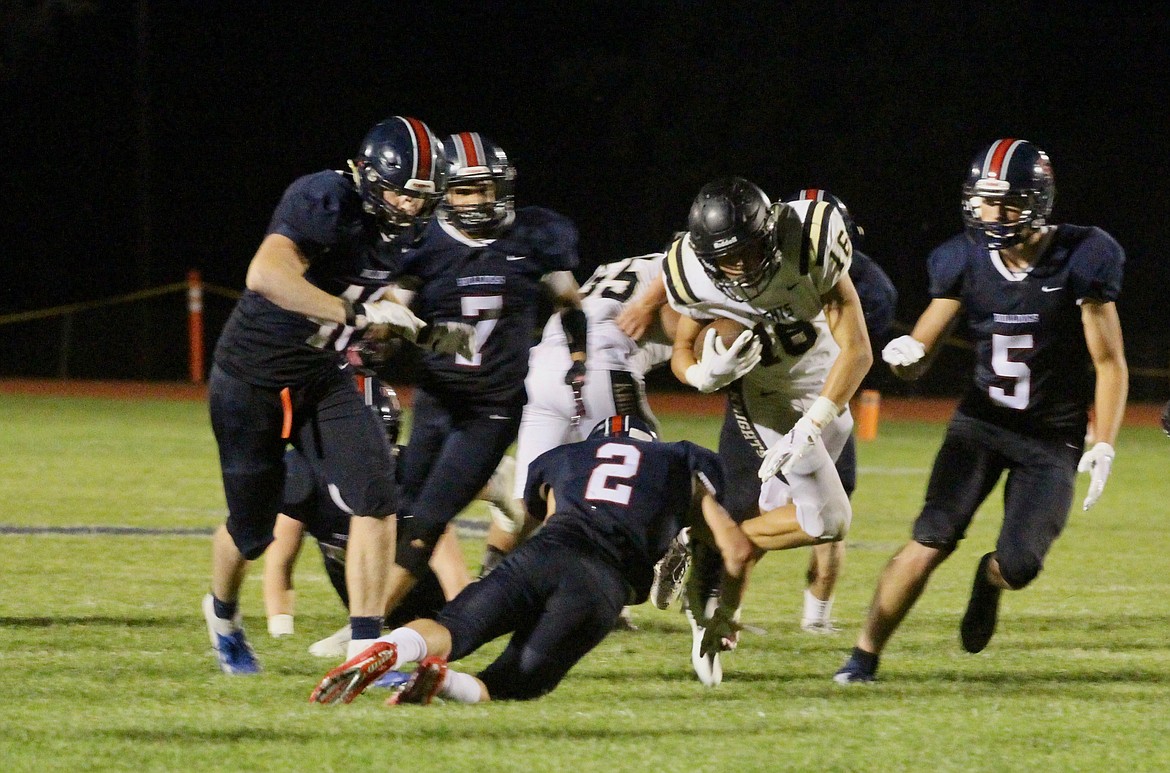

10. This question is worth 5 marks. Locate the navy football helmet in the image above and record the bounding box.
[962,138,1055,249]
[588,415,658,443]
[350,116,449,240]
[788,188,864,246]
[356,371,402,445]
[441,132,516,237]
[687,177,777,302]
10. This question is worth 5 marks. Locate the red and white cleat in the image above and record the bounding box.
[388,657,448,706]
[309,641,398,705]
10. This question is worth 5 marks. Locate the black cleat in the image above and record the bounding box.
[833,647,878,685]
[960,552,1003,653]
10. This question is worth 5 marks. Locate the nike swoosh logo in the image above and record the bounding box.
[1042,286,1062,292]
[489,414,510,420]
[506,255,525,261]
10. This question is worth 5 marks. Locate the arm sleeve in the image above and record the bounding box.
[266,173,350,252]
[1070,227,1124,303]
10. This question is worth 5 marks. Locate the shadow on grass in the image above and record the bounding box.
[0,615,186,629]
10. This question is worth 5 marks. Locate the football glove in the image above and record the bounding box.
[758,396,839,480]
[700,607,742,659]
[1077,441,1115,511]
[355,299,427,340]
[881,335,926,368]
[417,321,477,360]
[684,329,763,394]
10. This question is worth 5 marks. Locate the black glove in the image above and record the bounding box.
[565,360,587,421]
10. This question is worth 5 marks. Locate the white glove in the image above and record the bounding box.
[684,329,763,394]
[1077,441,1115,511]
[758,396,840,480]
[882,335,926,368]
[267,614,294,638]
[419,321,477,360]
[356,299,427,341]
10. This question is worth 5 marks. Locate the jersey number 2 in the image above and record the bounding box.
[989,333,1032,410]
[584,442,642,505]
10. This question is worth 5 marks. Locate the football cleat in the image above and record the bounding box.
[202,594,260,675]
[308,624,352,658]
[833,647,879,685]
[684,596,723,687]
[388,657,448,706]
[801,619,842,635]
[649,529,690,610]
[960,552,1003,654]
[370,669,412,690]
[309,641,398,705]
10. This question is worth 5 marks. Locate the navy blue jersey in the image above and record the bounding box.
[928,225,1123,440]
[523,437,726,601]
[393,207,578,407]
[849,249,898,342]
[215,171,417,387]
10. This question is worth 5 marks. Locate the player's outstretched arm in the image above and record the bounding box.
[246,234,353,323]
[885,297,963,381]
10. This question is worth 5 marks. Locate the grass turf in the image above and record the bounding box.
[1,394,1168,772]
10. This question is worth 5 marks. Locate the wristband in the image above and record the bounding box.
[806,396,840,428]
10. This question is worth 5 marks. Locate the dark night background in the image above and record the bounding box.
[1,1,1167,400]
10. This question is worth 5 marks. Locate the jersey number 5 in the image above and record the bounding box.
[584,442,643,506]
[989,333,1032,410]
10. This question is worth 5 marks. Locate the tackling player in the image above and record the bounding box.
[334,132,586,664]
[308,415,755,705]
[835,139,1128,683]
[203,116,472,675]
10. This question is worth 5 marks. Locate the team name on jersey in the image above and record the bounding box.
[361,269,392,280]
[993,313,1040,324]
[456,275,506,287]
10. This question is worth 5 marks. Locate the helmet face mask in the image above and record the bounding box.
[687,177,777,303]
[442,132,515,238]
[351,116,449,241]
[962,139,1054,250]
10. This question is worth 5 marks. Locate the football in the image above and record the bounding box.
[693,318,748,360]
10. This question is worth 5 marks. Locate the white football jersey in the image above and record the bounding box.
[533,253,671,376]
[663,198,853,399]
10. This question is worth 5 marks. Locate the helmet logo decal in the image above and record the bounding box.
[713,236,738,249]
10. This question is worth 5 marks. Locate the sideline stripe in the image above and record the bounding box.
[0,521,490,537]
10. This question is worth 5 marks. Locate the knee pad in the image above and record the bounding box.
[394,516,445,578]
[996,552,1042,590]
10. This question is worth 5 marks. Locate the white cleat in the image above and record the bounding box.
[684,597,722,687]
[308,624,352,658]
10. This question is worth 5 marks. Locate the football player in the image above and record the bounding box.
[308,415,756,705]
[341,132,586,663]
[203,116,472,675]
[650,176,873,684]
[783,189,898,633]
[835,139,1128,683]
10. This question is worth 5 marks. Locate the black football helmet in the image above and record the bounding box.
[440,132,516,238]
[350,116,449,240]
[687,177,777,302]
[787,188,864,246]
[355,371,402,445]
[962,138,1055,249]
[588,414,658,443]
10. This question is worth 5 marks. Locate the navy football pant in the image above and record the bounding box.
[912,413,1080,589]
[209,365,397,560]
[437,528,627,700]
[395,388,521,576]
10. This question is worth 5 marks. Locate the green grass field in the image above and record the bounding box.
[2,394,1168,772]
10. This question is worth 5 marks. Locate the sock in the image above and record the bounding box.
[380,626,427,665]
[803,589,832,623]
[850,647,879,674]
[440,669,484,703]
[212,596,238,621]
[350,616,382,642]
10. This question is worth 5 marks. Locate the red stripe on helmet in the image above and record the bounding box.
[458,132,482,167]
[985,138,1018,179]
[801,188,821,201]
[403,116,433,182]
